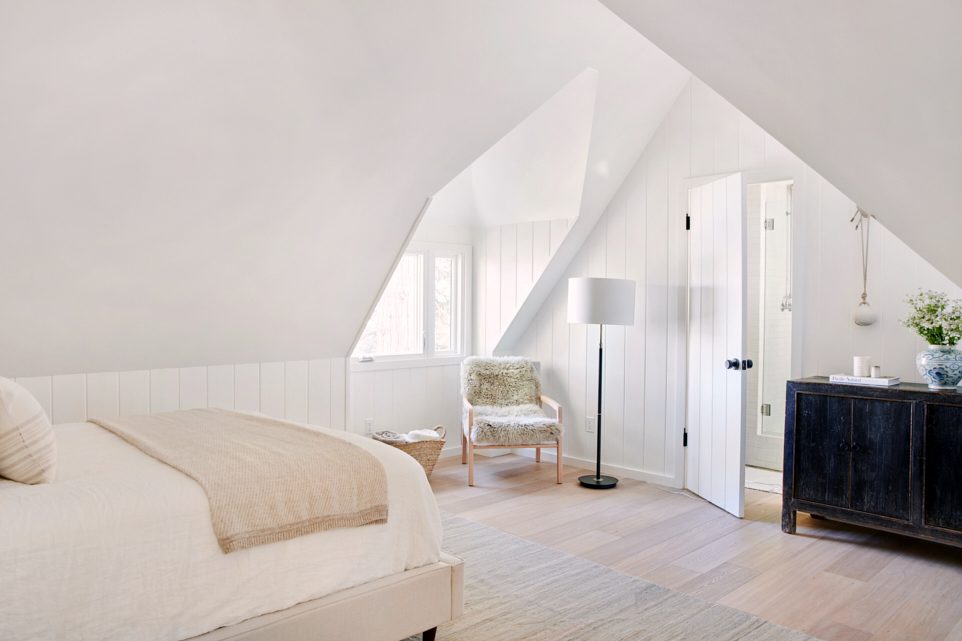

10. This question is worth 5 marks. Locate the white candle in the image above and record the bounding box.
[854,356,872,377]
[871,365,882,378]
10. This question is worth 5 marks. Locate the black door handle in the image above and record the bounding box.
[742,359,754,370]
[725,359,741,370]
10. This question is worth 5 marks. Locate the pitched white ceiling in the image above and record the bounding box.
[601,0,962,286]
[422,68,598,228]
[0,0,687,376]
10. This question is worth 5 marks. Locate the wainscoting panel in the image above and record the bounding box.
[16,358,349,428]
[350,361,462,442]
[118,370,150,416]
[86,372,120,418]
[474,218,573,356]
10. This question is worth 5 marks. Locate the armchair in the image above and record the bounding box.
[460,357,563,486]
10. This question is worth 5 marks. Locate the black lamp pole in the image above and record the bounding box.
[579,324,618,489]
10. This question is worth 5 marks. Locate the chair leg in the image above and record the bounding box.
[467,438,475,487]
[556,438,563,484]
[461,429,467,465]
[535,447,541,463]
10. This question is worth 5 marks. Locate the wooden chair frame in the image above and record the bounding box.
[461,395,563,486]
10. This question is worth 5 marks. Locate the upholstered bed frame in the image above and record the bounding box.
[187,553,463,641]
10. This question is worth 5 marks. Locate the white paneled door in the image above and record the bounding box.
[686,173,746,517]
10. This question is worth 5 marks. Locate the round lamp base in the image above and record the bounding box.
[578,474,619,489]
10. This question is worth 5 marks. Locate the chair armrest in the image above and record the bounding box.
[540,395,563,423]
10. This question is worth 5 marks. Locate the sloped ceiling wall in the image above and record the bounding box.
[0,0,685,376]
[601,0,962,287]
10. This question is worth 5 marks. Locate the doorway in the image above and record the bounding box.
[684,174,795,517]
[745,180,793,478]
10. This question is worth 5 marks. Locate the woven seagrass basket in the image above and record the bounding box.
[372,426,446,477]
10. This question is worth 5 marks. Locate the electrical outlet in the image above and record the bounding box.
[585,416,596,434]
[364,418,374,434]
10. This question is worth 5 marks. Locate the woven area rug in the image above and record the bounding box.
[408,513,818,641]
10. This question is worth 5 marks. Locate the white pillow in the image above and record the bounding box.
[0,377,57,484]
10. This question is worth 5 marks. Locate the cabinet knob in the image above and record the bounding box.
[742,359,754,370]
[725,359,741,370]
[839,441,851,452]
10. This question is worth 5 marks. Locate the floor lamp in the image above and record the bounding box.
[568,277,636,489]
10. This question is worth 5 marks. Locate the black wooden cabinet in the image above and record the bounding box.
[783,377,962,547]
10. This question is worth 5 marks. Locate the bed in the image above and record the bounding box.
[0,418,462,641]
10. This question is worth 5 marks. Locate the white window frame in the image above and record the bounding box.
[352,241,471,369]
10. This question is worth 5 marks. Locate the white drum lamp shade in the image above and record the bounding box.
[567,278,636,326]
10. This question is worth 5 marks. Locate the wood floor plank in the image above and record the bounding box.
[429,455,962,641]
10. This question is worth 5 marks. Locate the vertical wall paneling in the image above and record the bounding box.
[149,369,179,413]
[234,363,260,413]
[15,358,349,428]
[532,221,551,277]
[118,370,150,416]
[373,370,394,429]
[207,365,235,410]
[308,359,333,427]
[178,366,208,409]
[644,130,670,475]
[259,362,285,418]
[516,222,534,303]
[500,225,517,329]
[475,218,572,355]
[331,359,347,429]
[624,153,648,472]
[484,227,501,353]
[284,361,310,423]
[550,219,568,255]
[86,372,120,418]
[51,374,86,424]
[15,376,52,420]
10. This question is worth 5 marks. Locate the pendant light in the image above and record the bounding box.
[851,207,878,326]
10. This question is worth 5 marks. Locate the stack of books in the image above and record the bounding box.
[829,374,901,387]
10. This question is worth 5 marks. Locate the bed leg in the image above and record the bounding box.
[461,429,467,465]
[423,627,438,641]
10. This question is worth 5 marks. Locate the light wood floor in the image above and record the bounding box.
[429,454,962,641]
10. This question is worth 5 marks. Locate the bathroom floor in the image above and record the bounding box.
[745,466,782,493]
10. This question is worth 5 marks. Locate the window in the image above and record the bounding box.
[353,243,470,360]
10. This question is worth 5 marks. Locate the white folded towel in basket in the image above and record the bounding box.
[405,428,442,442]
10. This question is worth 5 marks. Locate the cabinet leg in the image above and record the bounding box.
[782,505,797,534]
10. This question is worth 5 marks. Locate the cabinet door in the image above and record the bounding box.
[794,393,851,508]
[850,398,913,521]
[924,404,962,531]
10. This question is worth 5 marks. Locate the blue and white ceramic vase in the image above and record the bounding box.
[916,345,962,390]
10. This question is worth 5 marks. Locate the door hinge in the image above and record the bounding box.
[685,213,691,231]
[764,218,775,231]
[761,403,771,416]
[683,428,688,447]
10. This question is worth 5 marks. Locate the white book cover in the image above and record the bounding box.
[829,374,901,387]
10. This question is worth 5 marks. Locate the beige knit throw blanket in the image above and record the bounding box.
[90,409,388,553]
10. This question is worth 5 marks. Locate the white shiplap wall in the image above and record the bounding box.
[474,218,572,356]
[16,359,348,428]
[512,78,962,487]
[349,361,462,451]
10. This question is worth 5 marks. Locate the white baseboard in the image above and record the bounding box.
[513,448,683,488]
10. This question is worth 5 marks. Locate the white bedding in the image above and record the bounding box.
[0,419,442,641]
